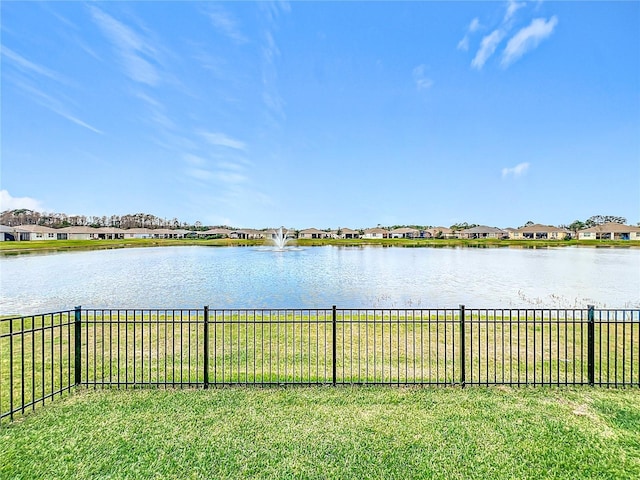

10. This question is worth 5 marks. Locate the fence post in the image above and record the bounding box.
[332,305,337,386]
[74,306,82,386]
[203,306,209,389]
[587,305,595,386]
[460,305,466,388]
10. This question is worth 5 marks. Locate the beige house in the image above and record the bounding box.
[122,228,153,239]
[10,224,62,241]
[198,228,231,238]
[59,226,99,240]
[229,229,262,239]
[510,224,570,240]
[362,228,389,239]
[389,227,420,239]
[338,228,360,239]
[424,227,455,239]
[578,223,640,240]
[299,228,329,239]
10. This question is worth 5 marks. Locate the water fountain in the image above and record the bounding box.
[271,226,292,250]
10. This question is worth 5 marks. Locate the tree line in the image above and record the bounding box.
[0,209,212,230]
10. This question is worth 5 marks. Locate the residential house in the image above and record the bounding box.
[578,223,640,240]
[459,226,507,239]
[94,227,125,240]
[424,227,455,239]
[338,228,360,239]
[299,228,328,239]
[229,229,262,239]
[123,228,153,239]
[362,228,389,239]
[199,228,231,238]
[59,226,98,240]
[10,224,62,241]
[389,227,420,239]
[510,224,570,240]
[0,225,17,241]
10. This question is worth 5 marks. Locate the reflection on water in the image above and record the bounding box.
[1,245,638,315]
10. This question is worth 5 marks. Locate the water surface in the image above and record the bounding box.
[1,246,638,315]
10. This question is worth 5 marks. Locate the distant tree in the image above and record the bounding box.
[568,220,586,235]
[585,215,626,227]
[450,222,478,231]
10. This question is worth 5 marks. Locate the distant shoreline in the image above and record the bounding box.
[1,237,639,255]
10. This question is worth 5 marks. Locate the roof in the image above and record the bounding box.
[581,223,640,233]
[11,224,59,233]
[390,227,419,234]
[300,228,326,234]
[60,226,98,234]
[363,228,389,234]
[461,225,506,234]
[516,224,569,233]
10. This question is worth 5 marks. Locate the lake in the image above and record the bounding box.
[1,245,639,315]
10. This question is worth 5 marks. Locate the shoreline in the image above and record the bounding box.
[1,237,639,255]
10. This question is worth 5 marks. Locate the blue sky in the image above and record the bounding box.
[1,1,638,229]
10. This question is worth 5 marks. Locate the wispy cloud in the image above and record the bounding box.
[89,6,161,86]
[504,0,526,23]
[203,4,248,44]
[259,2,290,124]
[465,3,558,70]
[8,77,103,134]
[502,162,530,178]
[200,131,247,151]
[412,64,433,90]
[457,17,481,51]
[1,46,70,84]
[471,29,505,70]
[0,190,45,211]
[502,16,558,67]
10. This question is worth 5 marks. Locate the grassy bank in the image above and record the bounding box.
[1,387,639,479]
[1,237,638,254]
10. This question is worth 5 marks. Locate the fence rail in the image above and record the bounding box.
[1,306,638,424]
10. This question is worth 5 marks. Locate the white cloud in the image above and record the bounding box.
[204,5,248,44]
[89,6,160,86]
[457,18,481,51]
[412,65,433,90]
[0,190,45,211]
[502,162,530,178]
[471,29,505,69]
[1,46,69,84]
[504,1,526,23]
[200,131,246,151]
[502,16,558,67]
[8,79,103,134]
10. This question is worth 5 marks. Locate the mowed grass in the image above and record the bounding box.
[1,387,639,479]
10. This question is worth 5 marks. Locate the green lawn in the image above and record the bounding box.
[1,387,639,479]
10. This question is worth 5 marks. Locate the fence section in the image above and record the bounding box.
[0,310,75,423]
[2,306,639,424]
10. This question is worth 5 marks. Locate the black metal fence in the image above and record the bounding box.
[1,306,638,424]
